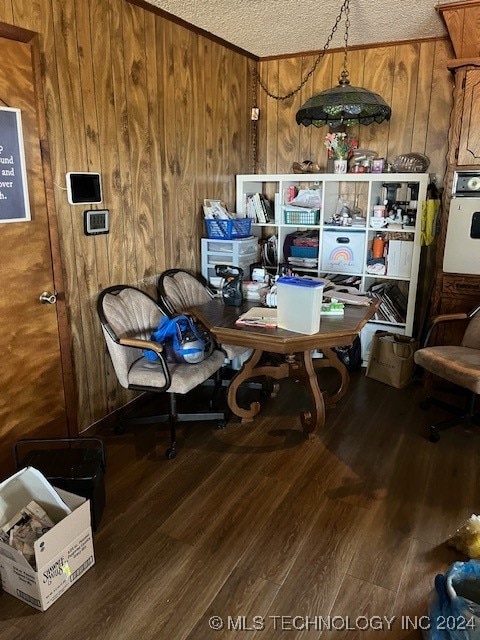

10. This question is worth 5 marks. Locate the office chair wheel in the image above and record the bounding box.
[262,380,280,399]
[216,420,227,430]
[114,422,126,435]
[429,427,440,443]
[165,447,177,460]
[270,382,280,398]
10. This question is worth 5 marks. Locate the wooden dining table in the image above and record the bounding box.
[190,298,378,437]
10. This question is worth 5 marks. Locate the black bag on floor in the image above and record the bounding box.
[333,336,362,371]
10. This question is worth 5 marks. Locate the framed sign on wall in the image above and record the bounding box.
[0,107,31,223]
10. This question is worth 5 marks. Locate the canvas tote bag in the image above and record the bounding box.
[366,331,419,388]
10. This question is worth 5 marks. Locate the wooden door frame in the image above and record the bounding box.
[0,21,78,434]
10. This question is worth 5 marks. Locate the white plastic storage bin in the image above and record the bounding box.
[277,276,324,334]
[321,229,365,274]
[201,237,259,284]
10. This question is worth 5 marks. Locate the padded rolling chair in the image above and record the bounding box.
[157,269,254,371]
[97,285,227,459]
[414,304,480,442]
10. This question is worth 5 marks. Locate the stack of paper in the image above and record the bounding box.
[235,307,277,327]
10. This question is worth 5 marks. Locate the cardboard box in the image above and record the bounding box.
[386,239,401,277]
[321,230,364,274]
[399,240,413,278]
[0,467,95,611]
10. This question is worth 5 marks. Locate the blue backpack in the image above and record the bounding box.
[144,315,212,364]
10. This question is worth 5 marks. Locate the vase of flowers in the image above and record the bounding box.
[333,158,348,174]
[324,132,352,174]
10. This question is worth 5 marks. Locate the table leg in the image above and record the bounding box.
[313,347,349,406]
[226,348,348,436]
[227,349,289,422]
[287,350,325,436]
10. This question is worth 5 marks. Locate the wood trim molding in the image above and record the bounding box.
[30,33,78,435]
[437,0,480,59]
[259,36,450,62]
[437,0,480,13]
[446,57,480,69]
[126,0,258,60]
[0,22,36,44]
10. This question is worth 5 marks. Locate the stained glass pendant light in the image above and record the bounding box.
[295,0,391,128]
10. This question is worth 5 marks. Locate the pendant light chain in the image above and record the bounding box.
[251,65,259,171]
[251,0,350,102]
[341,0,350,81]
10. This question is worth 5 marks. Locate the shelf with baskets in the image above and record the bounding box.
[236,172,429,350]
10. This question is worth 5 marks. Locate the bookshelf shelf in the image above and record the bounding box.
[236,172,429,362]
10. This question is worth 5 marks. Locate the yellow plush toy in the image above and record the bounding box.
[448,514,480,558]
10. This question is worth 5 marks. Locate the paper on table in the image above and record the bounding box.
[235,307,277,327]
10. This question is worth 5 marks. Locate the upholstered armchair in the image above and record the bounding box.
[414,305,480,442]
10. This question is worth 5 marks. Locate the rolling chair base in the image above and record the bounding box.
[117,392,228,459]
[421,394,480,442]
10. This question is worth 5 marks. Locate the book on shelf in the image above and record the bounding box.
[367,292,390,322]
[384,283,407,316]
[260,194,274,222]
[245,193,273,223]
[380,294,404,323]
[368,282,407,324]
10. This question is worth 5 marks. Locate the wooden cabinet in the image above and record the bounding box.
[430,1,480,330]
[455,65,480,165]
[430,60,480,331]
[437,1,480,60]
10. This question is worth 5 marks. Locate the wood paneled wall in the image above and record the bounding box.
[256,40,454,183]
[0,0,254,430]
[0,0,457,434]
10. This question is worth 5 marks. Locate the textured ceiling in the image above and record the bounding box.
[144,0,451,58]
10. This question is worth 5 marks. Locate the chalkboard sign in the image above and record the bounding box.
[0,107,31,223]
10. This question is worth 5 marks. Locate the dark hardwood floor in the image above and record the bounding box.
[0,371,478,639]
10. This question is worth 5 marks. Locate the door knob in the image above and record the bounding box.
[39,291,57,305]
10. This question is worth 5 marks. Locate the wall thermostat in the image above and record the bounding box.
[66,172,102,205]
[84,209,109,235]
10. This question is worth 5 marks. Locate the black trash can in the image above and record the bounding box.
[14,437,106,531]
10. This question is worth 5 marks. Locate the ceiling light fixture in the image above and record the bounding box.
[295,0,391,128]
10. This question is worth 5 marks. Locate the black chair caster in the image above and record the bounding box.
[114,422,126,435]
[165,446,177,460]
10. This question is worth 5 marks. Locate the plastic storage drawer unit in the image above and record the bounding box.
[14,437,106,531]
[201,236,259,285]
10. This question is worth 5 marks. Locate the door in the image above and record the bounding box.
[0,28,75,477]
